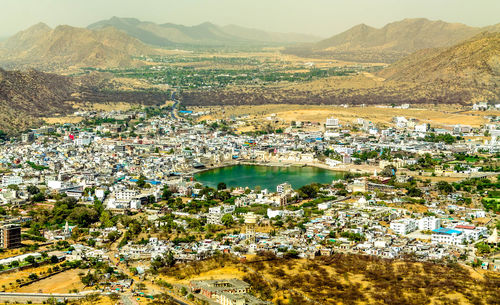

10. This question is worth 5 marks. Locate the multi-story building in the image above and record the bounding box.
[0,224,22,249]
[115,190,139,201]
[418,217,441,231]
[1,175,23,187]
[326,117,339,129]
[276,182,292,194]
[390,219,417,235]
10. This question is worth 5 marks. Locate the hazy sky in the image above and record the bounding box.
[1,0,499,37]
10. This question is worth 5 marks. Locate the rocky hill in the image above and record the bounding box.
[283,18,499,63]
[87,17,321,47]
[0,68,170,133]
[379,32,500,94]
[0,23,159,71]
[0,68,75,132]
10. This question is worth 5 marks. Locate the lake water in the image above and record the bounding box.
[194,165,344,191]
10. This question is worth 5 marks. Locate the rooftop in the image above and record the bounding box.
[432,228,462,235]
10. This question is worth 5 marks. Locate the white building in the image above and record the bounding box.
[431,228,464,246]
[75,137,92,146]
[1,175,23,187]
[326,117,339,129]
[454,225,487,243]
[326,158,341,167]
[390,219,417,235]
[415,124,427,133]
[418,217,441,231]
[276,183,292,194]
[115,190,139,201]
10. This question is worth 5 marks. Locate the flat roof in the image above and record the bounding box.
[432,228,461,235]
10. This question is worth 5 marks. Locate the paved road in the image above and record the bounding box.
[0,292,88,303]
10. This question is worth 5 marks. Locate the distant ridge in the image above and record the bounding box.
[0,23,160,70]
[87,17,321,47]
[283,18,500,63]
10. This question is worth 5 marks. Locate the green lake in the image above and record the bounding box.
[194,165,344,190]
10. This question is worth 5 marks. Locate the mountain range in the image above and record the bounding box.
[1,17,498,70]
[87,17,321,47]
[284,18,500,63]
[0,22,158,71]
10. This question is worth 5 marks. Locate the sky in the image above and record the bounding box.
[0,0,499,38]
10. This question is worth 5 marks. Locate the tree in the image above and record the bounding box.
[68,207,99,227]
[137,175,147,188]
[162,186,172,200]
[436,181,453,194]
[99,211,114,228]
[164,251,175,267]
[298,184,318,199]
[180,287,187,296]
[380,166,396,177]
[28,273,38,280]
[50,255,59,264]
[24,255,36,264]
[406,187,423,197]
[221,214,235,227]
[7,184,19,191]
[27,185,40,195]
[80,272,98,286]
[31,192,45,202]
[107,231,121,243]
[217,182,227,190]
[136,282,146,291]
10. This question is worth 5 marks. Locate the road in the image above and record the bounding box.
[170,92,179,120]
[0,292,89,303]
[121,293,137,305]
[108,232,193,305]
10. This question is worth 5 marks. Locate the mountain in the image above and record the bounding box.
[0,23,159,71]
[283,18,499,63]
[379,32,500,90]
[87,17,321,47]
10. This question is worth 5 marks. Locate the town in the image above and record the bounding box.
[0,100,498,305]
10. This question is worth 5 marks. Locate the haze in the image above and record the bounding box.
[1,0,499,37]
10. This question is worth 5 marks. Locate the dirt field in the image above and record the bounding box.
[16,269,86,294]
[193,104,494,128]
[43,116,84,124]
[0,265,55,290]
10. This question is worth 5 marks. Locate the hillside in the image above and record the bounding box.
[283,18,499,63]
[181,34,500,107]
[87,17,321,47]
[379,32,500,91]
[0,68,170,133]
[0,68,75,132]
[159,253,500,305]
[0,23,159,71]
